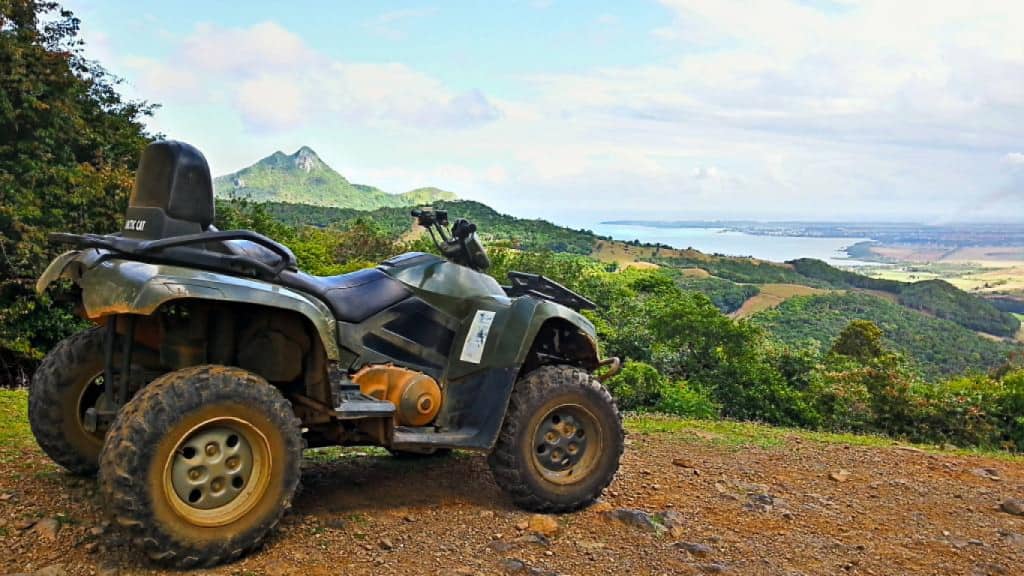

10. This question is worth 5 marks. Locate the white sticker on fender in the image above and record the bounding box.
[460,310,496,364]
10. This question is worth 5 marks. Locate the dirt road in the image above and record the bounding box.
[1,393,1023,576]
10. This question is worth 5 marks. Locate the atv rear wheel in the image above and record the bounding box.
[99,366,303,568]
[29,327,111,475]
[488,365,623,512]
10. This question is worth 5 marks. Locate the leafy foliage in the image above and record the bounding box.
[830,319,885,361]
[214,199,401,277]
[0,0,154,383]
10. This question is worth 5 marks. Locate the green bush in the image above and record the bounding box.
[999,370,1024,450]
[605,362,665,411]
[913,375,1002,448]
[655,381,720,419]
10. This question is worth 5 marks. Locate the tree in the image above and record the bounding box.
[830,319,885,361]
[0,1,155,384]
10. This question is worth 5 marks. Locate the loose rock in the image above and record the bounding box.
[31,518,60,540]
[527,514,560,537]
[829,469,851,482]
[675,541,714,557]
[1000,498,1024,516]
[971,467,1000,481]
[661,509,686,538]
[999,531,1024,547]
[603,508,661,533]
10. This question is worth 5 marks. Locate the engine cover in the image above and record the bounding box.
[351,365,442,427]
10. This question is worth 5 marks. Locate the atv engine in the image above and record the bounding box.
[351,365,441,427]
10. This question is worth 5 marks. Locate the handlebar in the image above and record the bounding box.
[410,207,488,271]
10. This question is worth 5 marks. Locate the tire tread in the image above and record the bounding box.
[487,365,624,513]
[98,365,304,568]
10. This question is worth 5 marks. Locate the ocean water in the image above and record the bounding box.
[591,224,877,267]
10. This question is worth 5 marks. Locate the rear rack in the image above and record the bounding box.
[503,272,596,311]
[49,230,297,281]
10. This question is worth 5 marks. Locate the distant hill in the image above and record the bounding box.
[213,147,456,210]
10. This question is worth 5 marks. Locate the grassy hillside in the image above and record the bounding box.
[751,292,1015,379]
[214,147,455,210]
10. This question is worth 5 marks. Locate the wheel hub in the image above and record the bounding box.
[533,409,590,473]
[170,425,254,511]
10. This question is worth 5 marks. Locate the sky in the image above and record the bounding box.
[63,0,1024,224]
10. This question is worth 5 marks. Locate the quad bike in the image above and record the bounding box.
[30,140,624,567]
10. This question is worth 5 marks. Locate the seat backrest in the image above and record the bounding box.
[123,140,214,239]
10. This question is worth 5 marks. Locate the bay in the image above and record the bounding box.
[591,224,878,267]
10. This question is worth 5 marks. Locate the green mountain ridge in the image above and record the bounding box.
[213,146,456,210]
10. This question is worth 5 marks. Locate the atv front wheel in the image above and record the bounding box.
[29,327,111,475]
[99,366,303,568]
[488,365,623,512]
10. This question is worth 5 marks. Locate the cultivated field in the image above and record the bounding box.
[730,284,830,319]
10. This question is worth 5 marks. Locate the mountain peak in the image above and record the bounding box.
[291,146,321,173]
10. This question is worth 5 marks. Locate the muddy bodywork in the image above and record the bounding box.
[37,247,604,451]
[37,248,340,360]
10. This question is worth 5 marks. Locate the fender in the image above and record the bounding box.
[504,297,599,367]
[425,297,601,451]
[35,250,84,295]
[49,252,341,360]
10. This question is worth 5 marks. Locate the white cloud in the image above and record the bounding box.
[692,166,719,180]
[130,21,500,133]
[1004,153,1024,166]
[483,0,1024,219]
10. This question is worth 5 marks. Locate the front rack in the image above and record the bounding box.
[503,272,596,311]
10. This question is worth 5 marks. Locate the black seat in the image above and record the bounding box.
[280,268,410,323]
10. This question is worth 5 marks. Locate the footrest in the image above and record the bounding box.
[333,389,395,419]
